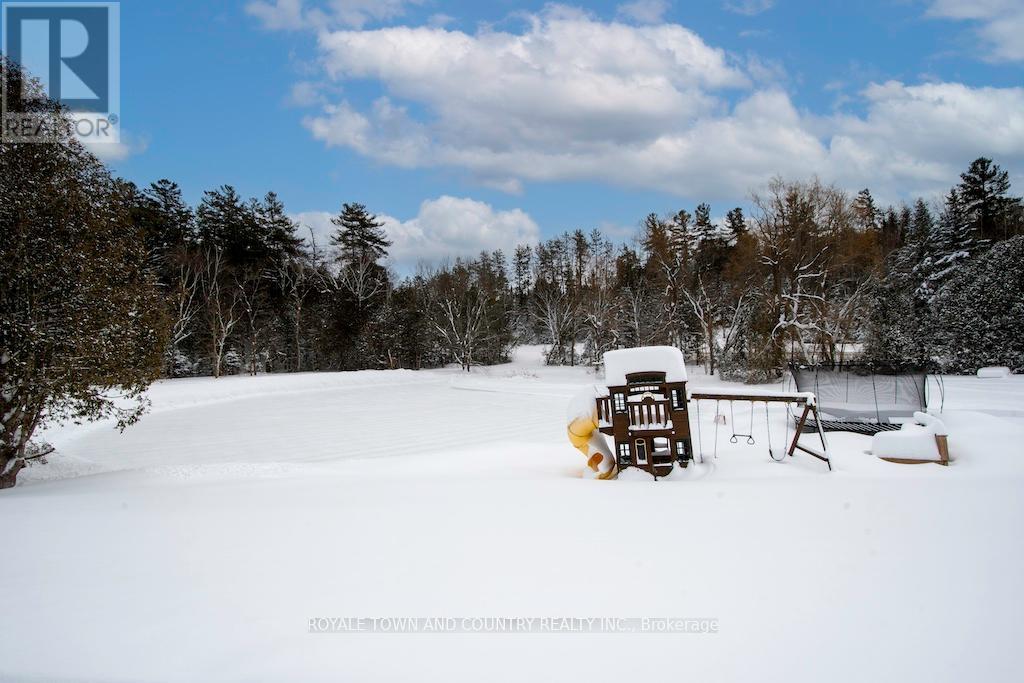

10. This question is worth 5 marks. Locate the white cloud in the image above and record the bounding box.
[927,0,1024,62]
[287,81,327,107]
[291,7,1022,204]
[616,0,669,24]
[84,129,149,163]
[246,0,420,31]
[293,196,540,272]
[246,0,306,30]
[826,81,1024,197]
[306,9,748,189]
[723,0,775,16]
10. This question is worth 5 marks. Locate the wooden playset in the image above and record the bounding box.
[568,346,832,479]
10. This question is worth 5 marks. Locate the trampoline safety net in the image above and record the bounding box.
[789,365,928,434]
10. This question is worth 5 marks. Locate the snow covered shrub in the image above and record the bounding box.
[223,350,244,374]
[863,265,927,366]
[168,349,198,378]
[930,236,1024,373]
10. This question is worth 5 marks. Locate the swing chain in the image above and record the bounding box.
[765,401,785,461]
[728,400,756,445]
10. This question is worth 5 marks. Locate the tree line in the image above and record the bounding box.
[66,154,1024,383]
[518,164,1024,381]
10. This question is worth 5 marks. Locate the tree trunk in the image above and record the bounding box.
[294,306,303,373]
[706,312,716,376]
[0,458,25,489]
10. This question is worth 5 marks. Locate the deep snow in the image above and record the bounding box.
[2,346,1023,682]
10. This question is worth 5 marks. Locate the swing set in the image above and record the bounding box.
[689,390,832,470]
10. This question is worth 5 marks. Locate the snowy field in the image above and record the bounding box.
[2,347,1024,681]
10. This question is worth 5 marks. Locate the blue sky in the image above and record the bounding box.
[45,1,1024,267]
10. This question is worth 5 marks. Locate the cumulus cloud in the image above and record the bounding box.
[616,0,670,24]
[826,81,1024,196]
[927,0,1024,62]
[723,0,775,16]
[246,0,420,31]
[303,9,752,190]
[294,7,1024,202]
[293,196,540,272]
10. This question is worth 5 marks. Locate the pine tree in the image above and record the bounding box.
[878,206,905,254]
[866,202,930,366]
[144,179,195,253]
[725,207,747,239]
[196,185,261,267]
[512,244,533,305]
[918,189,975,302]
[852,188,880,232]
[570,229,589,294]
[641,213,671,278]
[908,199,933,257]
[330,202,391,267]
[694,203,716,244]
[668,209,695,267]
[255,191,303,263]
[957,157,1022,243]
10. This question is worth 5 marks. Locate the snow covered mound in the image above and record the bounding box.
[977,366,1011,378]
[616,466,656,481]
[603,346,687,385]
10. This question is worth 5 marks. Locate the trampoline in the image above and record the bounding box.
[788,364,938,435]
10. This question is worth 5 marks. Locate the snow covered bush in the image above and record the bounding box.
[168,349,198,378]
[930,236,1024,373]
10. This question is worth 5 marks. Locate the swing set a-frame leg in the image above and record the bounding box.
[787,403,832,470]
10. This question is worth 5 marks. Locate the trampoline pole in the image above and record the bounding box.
[871,371,881,424]
[814,404,831,470]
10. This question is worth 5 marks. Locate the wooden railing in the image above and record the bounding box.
[597,396,674,430]
[629,400,671,430]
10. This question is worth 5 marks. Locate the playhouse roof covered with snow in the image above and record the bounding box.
[603,346,687,387]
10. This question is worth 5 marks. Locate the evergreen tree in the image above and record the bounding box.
[878,206,906,254]
[668,209,695,267]
[641,213,671,279]
[931,236,1024,372]
[570,229,590,294]
[957,157,1021,243]
[909,199,933,245]
[144,179,195,254]
[196,185,263,268]
[0,59,169,487]
[694,203,716,244]
[852,188,880,232]
[330,202,391,267]
[255,191,303,263]
[936,189,976,256]
[726,207,747,239]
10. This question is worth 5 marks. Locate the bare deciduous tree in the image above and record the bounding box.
[199,247,241,378]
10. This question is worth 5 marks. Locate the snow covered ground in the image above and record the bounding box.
[2,347,1023,681]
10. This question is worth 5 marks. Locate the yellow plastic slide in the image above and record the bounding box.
[567,387,615,479]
